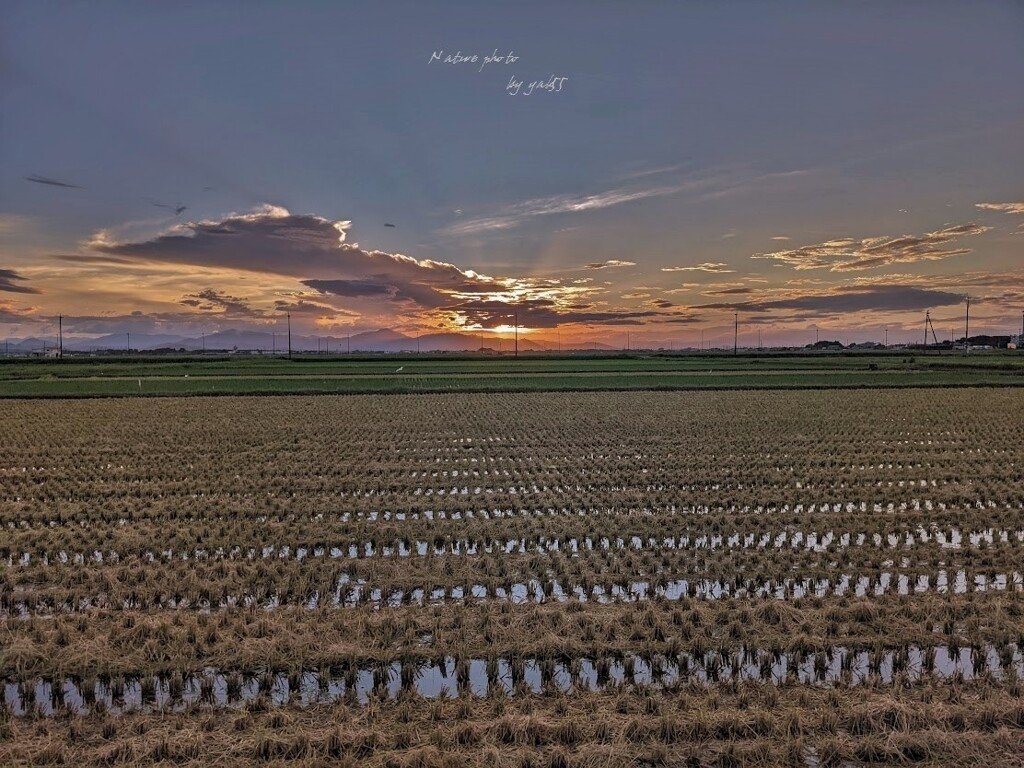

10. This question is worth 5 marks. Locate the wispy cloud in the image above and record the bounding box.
[975,202,1024,214]
[444,166,810,236]
[179,289,261,317]
[616,162,692,180]
[583,259,636,270]
[0,299,38,322]
[442,297,677,329]
[661,262,735,273]
[702,287,755,296]
[52,254,137,266]
[446,185,683,235]
[0,269,41,295]
[23,175,82,189]
[751,223,990,272]
[699,284,966,314]
[976,202,1024,233]
[274,297,358,317]
[0,214,39,238]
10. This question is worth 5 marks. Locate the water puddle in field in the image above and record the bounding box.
[4,644,1020,718]
[325,568,1022,610]
[8,526,1023,566]
[5,568,1022,617]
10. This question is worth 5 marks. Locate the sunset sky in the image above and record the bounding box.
[2,1,1022,348]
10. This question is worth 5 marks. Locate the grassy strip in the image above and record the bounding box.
[1,369,1022,397]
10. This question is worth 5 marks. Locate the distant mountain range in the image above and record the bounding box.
[2,328,618,354]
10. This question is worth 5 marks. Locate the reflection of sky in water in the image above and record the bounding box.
[7,644,1021,718]
[6,566,1024,618]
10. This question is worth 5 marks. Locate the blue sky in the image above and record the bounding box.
[2,1,1022,345]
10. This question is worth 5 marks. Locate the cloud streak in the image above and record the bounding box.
[699,284,966,314]
[179,289,261,317]
[23,175,82,189]
[443,297,675,329]
[661,262,735,273]
[0,269,41,294]
[443,165,812,237]
[583,259,636,270]
[752,223,990,272]
[0,300,38,323]
[445,186,684,235]
[975,202,1024,215]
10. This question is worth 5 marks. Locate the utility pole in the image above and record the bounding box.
[514,310,518,358]
[733,312,738,356]
[884,328,888,348]
[924,310,938,347]
[287,313,292,359]
[815,325,819,345]
[758,328,762,352]
[557,329,561,353]
[964,296,971,353]
[58,315,63,359]
[127,332,130,353]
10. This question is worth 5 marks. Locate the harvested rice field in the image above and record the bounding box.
[3,388,1024,766]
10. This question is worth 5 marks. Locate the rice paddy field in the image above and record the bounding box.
[3,373,1024,766]
[1,352,1022,397]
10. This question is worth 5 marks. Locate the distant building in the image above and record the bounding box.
[849,342,885,350]
[805,340,845,351]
